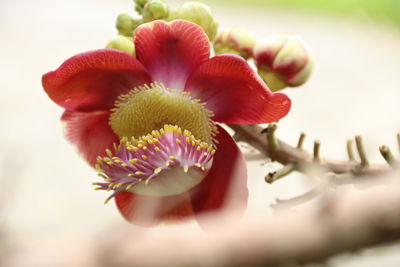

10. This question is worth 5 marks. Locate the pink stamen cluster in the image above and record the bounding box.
[94,125,216,202]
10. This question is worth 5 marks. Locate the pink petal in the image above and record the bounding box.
[185,54,291,124]
[115,191,194,226]
[61,110,119,167]
[135,20,210,89]
[189,125,248,220]
[43,49,151,111]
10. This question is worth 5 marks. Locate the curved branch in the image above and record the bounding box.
[98,177,400,267]
[3,177,400,267]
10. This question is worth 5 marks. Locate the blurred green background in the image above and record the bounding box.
[215,0,400,26]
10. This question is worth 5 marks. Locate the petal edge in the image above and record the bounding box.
[190,125,248,220]
[43,49,151,111]
[185,54,291,124]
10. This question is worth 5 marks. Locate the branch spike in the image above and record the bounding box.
[355,135,369,167]
[379,145,399,168]
[266,123,279,150]
[397,133,400,153]
[313,140,321,163]
[265,163,295,184]
[297,132,306,149]
[347,139,355,161]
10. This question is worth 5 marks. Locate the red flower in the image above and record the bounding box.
[42,20,291,226]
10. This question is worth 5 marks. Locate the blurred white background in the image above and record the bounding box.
[1,0,400,265]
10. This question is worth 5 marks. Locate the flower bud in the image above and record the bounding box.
[142,0,169,22]
[116,13,141,37]
[106,35,135,56]
[166,8,178,21]
[134,0,150,14]
[254,33,313,91]
[213,27,255,60]
[175,2,218,41]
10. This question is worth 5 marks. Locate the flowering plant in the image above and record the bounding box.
[42,0,303,226]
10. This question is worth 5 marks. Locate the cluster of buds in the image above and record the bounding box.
[213,27,313,91]
[106,1,219,55]
[254,34,313,91]
[107,1,313,91]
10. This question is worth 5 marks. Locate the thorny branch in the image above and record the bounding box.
[229,123,400,210]
[228,124,392,180]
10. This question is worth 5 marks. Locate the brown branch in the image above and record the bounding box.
[3,176,400,267]
[92,176,400,267]
[228,124,390,177]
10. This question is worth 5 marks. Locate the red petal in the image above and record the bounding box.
[43,49,151,111]
[115,191,194,226]
[185,54,291,124]
[61,110,119,167]
[189,125,248,220]
[135,20,210,89]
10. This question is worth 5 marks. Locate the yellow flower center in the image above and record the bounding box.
[109,83,216,143]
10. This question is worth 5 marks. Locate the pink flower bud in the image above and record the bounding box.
[254,33,313,91]
[213,27,256,60]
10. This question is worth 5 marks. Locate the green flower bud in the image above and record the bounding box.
[254,33,313,91]
[142,0,169,22]
[213,27,255,60]
[116,13,141,37]
[134,0,150,14]
[106,35,135,56]
[134,0,149,6]
[176,2,218,41]
[166,8,178,21]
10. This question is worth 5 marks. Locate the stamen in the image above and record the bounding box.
[94,125,215,199]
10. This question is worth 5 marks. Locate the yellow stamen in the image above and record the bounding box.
[129,158,139,164]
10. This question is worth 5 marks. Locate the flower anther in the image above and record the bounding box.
[94,124,215,201]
